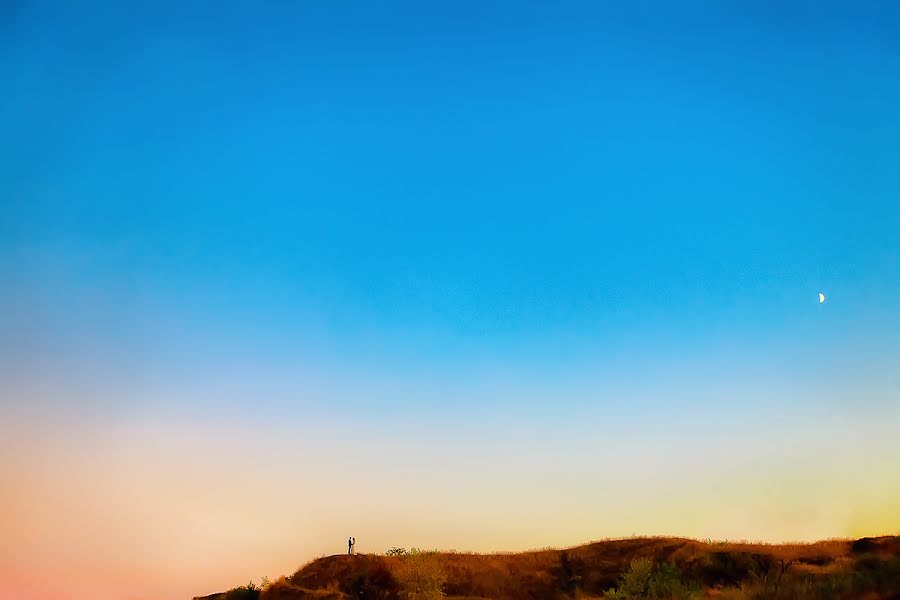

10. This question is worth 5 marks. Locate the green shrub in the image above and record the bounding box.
[605,559,698,600]
[649,561,697,598]
[605,557,653,599]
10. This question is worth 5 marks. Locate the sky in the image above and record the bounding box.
[1,1,899,599]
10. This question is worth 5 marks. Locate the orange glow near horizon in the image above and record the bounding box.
[2,401,898,600]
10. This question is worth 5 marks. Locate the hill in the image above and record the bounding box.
[195,535,900,599]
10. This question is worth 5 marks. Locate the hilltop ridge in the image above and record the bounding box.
[195,535,900,599]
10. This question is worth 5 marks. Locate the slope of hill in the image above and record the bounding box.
[195,535,900,599]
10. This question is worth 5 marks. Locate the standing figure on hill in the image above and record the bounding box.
[348,536,353,555]
[351,537,356,554]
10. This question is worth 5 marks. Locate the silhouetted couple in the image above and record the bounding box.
[348,536,355,555]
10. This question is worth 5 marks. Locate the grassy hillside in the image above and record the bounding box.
[196,535,900,600]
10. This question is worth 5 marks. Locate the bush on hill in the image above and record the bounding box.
[604,558,698,600]
[224,581,260,600]
[394,549,446,600]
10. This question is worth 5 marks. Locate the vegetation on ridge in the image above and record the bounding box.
[197,535,900,600]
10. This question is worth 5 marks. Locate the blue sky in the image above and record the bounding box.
[1,2,899,598]
[4,1,897,366]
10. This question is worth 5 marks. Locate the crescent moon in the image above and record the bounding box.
[819,293,825,303]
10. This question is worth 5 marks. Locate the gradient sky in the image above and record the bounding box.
[2,1,899,599]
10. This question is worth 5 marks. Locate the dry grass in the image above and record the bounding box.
[200,535,900,600]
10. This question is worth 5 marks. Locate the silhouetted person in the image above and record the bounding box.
[348,536,352,555]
